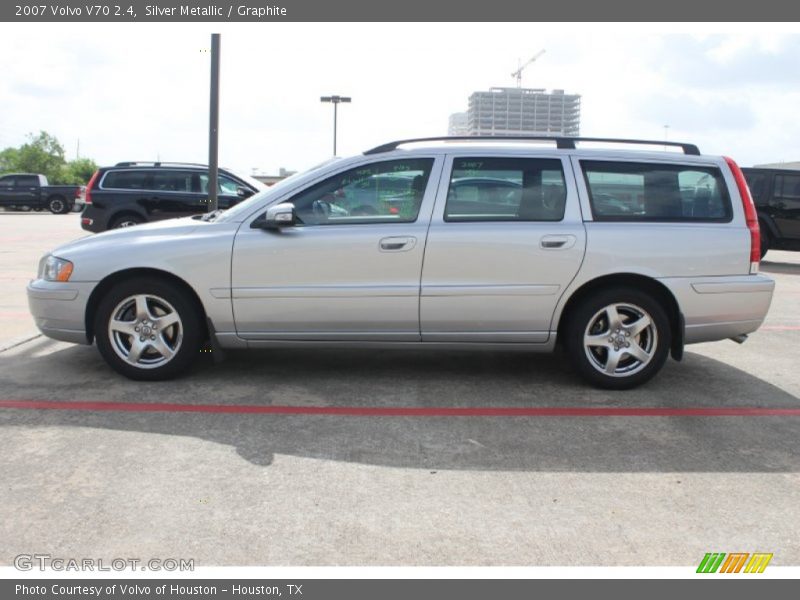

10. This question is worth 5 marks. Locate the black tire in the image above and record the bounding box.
[759,225,770,259]
[564,287,671,390]
[94,278,204,381]
[47,196,70,214]
[110,214,144,229]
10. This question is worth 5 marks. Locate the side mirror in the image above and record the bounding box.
[236,186,251,198]
[262,202,296,229]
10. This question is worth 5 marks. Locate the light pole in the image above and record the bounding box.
[320,95,351,156]
[208,33,220,212]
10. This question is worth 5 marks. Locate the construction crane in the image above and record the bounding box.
[511,49,546,88]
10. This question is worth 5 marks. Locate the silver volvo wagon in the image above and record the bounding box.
[27,137,774,389]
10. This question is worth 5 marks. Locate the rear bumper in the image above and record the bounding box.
[79,206,106,232]
[659,274,775,344]
[27,279,97,344]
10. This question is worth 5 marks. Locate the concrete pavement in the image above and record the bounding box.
[0,211,88,343]
[0,213,798,566]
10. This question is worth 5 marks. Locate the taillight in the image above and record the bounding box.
[74,186,82,199]
[84,170,100,205]
[724,156,760,274]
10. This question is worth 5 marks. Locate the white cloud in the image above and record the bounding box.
[1,22,799,173]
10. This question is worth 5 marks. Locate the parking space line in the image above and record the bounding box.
[1,400,799,416]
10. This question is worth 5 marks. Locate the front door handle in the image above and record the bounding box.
[379,236,417,252]
[540,234,576,249]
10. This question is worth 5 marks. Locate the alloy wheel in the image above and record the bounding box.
[582,302,658,378]
[107,294,183,369]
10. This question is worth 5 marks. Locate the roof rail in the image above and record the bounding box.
[114,161,209,167]
[364,136,701,156]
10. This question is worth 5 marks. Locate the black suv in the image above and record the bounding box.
[742,167,800,258]
[80,162,265,232]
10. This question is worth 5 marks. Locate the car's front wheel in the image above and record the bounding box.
[94,278,203,380]
[564,287,671,390]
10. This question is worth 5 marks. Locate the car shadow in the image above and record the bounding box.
[761,259,800,275]
[1,339,799,472]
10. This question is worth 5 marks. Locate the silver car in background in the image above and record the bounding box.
[27,137,774,389]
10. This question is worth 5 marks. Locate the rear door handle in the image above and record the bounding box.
[540,234,576,249]
[379,236,417,252]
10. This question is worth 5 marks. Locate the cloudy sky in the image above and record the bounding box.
[1,22,799,175]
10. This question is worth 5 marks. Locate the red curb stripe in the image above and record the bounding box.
[1,400,799,417]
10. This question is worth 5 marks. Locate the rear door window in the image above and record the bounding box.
[581,161,732,222]
[151,170,195,193]
[15,175,39,187]
[444,157,567,222]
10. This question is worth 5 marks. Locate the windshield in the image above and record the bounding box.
[228,170,269,192]
[215,158,341,223]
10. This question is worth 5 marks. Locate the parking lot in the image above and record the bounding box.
[1,212,799,566]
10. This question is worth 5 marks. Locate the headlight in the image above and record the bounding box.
[40,255,74,282]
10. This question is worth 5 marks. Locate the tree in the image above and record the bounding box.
[0,131,97,184]
[13,131,66,182]
[59,158,99,185]
[0,147,19,172]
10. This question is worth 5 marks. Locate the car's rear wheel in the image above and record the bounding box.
[759,225,770,259]
[565,287,671,389]
[94,278,203,380]
[47,196,70,214]
[111,214,143,228]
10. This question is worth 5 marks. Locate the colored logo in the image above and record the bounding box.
[697,552,773,573]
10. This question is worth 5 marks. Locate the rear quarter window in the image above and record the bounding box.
[581,161,732,222]
[775,173,800,201]
[101,170,152,190]
[743,171,769,205]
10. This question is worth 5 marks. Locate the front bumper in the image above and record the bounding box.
[27,279,97,344]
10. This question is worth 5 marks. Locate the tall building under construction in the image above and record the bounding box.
[449,87,581,137]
